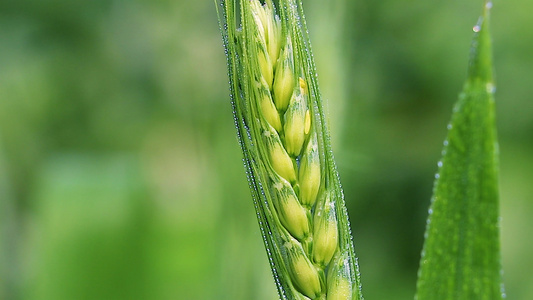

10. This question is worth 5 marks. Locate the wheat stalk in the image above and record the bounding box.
[216,0,363,299]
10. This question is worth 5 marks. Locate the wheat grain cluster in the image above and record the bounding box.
[248,2,344,298]
[217,0,362,299]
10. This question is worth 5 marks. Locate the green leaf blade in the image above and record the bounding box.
[416,2,503,300]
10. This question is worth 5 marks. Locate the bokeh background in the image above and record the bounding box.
[1,0,532,299]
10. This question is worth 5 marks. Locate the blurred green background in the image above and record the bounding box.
[0,0,531,299]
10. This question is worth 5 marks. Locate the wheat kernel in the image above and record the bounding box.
[326,252,353,300]
[284,93,307,156]
[266,132,297,183]
[250,1,267,36]
[313,217,338,265]
[299,133,321,206]
[258,47,274,89]
[259,79,282,131]
[265,8,281,66]
[251,1,281,71]
[326,276,351,300]
[286,237,322,298]
[281,193,310,240]
[272,177,310,239]
[273,38,295,111]
[312,193,338,265]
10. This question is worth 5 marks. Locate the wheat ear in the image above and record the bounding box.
[216,0,363,299]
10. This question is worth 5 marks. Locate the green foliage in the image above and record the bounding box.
[415,2,503,299]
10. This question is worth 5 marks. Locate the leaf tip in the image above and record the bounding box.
[468,0,494,82]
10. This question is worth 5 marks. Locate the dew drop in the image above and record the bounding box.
[447,124,453,130]
[443,140,449,147]
[473,25,481,33]
[486,1,493,9]
[435,173,440,179]
[486,82,496,94]
[437,161,443,168]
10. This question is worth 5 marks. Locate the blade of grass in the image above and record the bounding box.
[415,2,504,299]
